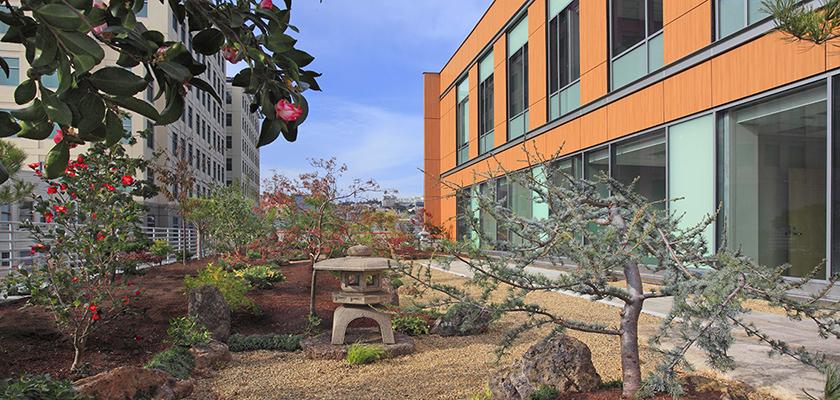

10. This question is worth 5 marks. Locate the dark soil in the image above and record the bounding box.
[0,258,342,380]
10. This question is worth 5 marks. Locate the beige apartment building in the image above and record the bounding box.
[0,0,255,229]
[224,80,261,200]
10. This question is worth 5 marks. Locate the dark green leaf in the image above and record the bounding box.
[157,61,192,82]
[56,30,105,62]
[11,99,46,122]
[0,112,21,137]
[0,161,9,185]
[44,141,69,179]
[89,66,148,96]
[231,68,251,87]
[14,79,36,105]
[157,87,183,125]
[42,91,72,126]
[55,56,72,94]
[104,110,123,146]
[192,28,224,55]
[107,95,160,121]
[31,28,57,68]
[258,118,284,147]
[35,4,83,31]
[190,77,221,105]
[265,32,296,53]
[76,93,105,133]
[284,48,314,68]
[72,53,97,74]
[0,56,8,78]
[16,120,53,140]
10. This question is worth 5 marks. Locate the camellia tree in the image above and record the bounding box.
[397,149,840,398]
[3,139,154,372]
[0,0,319,182]
[262,158,380,317]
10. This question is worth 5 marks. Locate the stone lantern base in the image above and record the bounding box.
[300,328,416,360]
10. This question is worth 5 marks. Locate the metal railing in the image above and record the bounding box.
[0,221,199,276]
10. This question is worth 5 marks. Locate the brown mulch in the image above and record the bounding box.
[0,258,341,380]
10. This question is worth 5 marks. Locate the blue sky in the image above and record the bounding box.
[252,0,489,198]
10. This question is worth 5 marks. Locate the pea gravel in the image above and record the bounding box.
[188,271,668,400]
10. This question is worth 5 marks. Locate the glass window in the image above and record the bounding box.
[717,0,769,38]
[0,6,9,33]
[612,130,666,205]
[226,113,232,126]
[478,181,497,247]
[609,0,663,89]
[508,17,529,140]
[137,0,148,17]
[456,189,472,242]
[146,120,154,149]
[719,84,827,278]
[669,114,715,250]
[0,57,18,86]
[496,177,510,242]
[478,52,494,155]
[548,0,581,120]
[585,147,610,198]
[456,78,470,165]
[41,72,59,89]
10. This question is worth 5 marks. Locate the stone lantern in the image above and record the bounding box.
[313,245,395,345]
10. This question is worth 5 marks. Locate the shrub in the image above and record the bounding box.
[345,343,385,365]
[527,385,559,400]
[167,316,211,347]
[150,240,174,263]
[468,387,493,400]
[391,315,430,336]
[145,346,194,380]
[184,263,258,313]
[233,265,286,289]
[0,374,82,400]
[228,334,301,352]
[246,250,262,260]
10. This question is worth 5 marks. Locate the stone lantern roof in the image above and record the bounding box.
[313,245,392,272]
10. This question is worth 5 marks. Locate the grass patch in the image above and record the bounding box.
[228,334,301,352]
[346,343,385,365]
[0,374,82,400]
[391,315,430,336]
[144,346,195,379]
[527,385,559,400]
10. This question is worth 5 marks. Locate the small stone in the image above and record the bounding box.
[431,303,494,337]
[74,366,188,400]
[489,333,602,400]
[346,245,372,257]
[188,285,231,342]
[190,340,232,374]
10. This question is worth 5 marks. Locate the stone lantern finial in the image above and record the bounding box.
[346,244,372,257]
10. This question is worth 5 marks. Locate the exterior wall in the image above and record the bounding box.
[424,0,835,238]
[0,0,230,227]
[224,83,261,200]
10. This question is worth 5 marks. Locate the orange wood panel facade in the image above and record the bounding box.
[422,0,839,237]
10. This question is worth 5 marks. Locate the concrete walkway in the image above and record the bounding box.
[429,259,839,399]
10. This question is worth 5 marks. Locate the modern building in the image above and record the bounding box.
[224,80,261,200]
[424,0,839,280]
[0,0,233,228]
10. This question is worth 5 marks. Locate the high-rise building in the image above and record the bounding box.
[224,80,261,200]
[425,0,840,280]
[0,0,234,228]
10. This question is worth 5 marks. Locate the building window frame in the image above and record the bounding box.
[547,0,581,121]
[715,0,770,39]
[507,16,529,141]
[608,0,664,90]
[456,77,470,165]
[478,52,494,156]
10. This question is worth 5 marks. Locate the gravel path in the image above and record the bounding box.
[191,270,665,400]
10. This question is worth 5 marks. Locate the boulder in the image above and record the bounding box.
[489,334,602,400]
[74,366,193,400]
[189,340,232,374]
[431,303,494,337]
[188,284,230,342]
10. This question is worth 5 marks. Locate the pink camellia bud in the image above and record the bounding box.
[92,0,107,9]
[259,0,272,9]
[221,46,239,63]
[53,129,63,144]
[155,46,169,60]
[275,99,303,122]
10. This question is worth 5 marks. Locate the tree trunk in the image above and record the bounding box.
[309,259,318,317]
[620,260,645,398]
[70,338,83,372]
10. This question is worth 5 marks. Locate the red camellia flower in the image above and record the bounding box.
[27,162,40,170]
[122,296,129,305]
[47,186,57,195]
[221,46,239,63]
[71,276,79,283]
[30,243,46,255]
[43,211,54,223]
[96,232,105,241]
[259,0,272,9]
[92,313,100,321]
[76,155,85,163]
[91,212,97,220]
[103,183,115,191]
[121,175,134,185]
[53,129,63,144]
[88,304,97,312]
[60,183,67,191]
[134,290,141,296]
[53,205,67,214]
[275,99,303,122]
[70,192,77,199]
